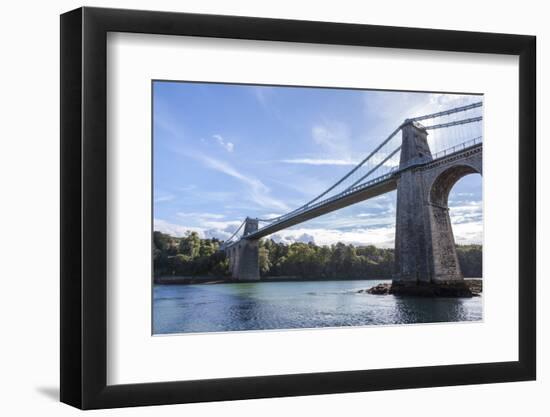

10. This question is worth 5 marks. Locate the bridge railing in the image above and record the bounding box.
[430,136,482,160]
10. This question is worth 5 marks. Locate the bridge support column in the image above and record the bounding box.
[226,218,260,281]
[392,121,474,297]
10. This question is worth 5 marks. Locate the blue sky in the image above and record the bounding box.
[153,82,482,248]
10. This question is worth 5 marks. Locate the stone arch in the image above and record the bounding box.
[427,163,482,282]
[430,164,481,208]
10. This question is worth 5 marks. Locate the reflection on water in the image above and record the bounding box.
[153,280,482,335]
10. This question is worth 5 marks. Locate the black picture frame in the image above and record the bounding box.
[60,6,536,410]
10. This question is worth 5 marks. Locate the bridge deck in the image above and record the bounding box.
[248,176,398,240]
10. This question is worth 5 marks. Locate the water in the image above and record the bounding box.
[153,280,482,335]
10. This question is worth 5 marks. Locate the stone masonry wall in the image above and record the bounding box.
[394,121,482,286]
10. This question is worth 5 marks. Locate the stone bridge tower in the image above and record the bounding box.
[226,218,260,281]
[392,121,482,296]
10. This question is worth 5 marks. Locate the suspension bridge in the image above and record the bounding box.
[222,101,483,296]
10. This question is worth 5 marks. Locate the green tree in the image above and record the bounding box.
[178,231,201,258]
[259,246,271,275]
[199,239,217,257]
[456,244,482,277]
[153,230,481,282]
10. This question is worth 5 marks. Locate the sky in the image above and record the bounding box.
[153,82,483,248]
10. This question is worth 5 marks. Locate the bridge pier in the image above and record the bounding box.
[226,218,260,281]
[392,121,482,296]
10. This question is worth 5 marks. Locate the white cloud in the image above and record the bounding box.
[270,225,396,248]
[265,215,481,248]
[428,93,480,109]
[176,184,197,192]
[212,134,235,152]
[458,192,475,196]
[451,221,483,245]
[202,219,243,230]
[190,153,290,212]
[271,233,316,244]
[280,158,359,166]
[362,91,482,133]
[253,86,273,107]
[258,213,284,221]
[154,192,175,203]
[311,122,351,158]
[156,207,481,247]
[154,112,184,140]
[171,144,290,212]
[267,176,329,200]
[369,150,400,169]
[175,212,243,232]
[449,200,482,219]
[449,199,483,244]
[308,213,395,231]
[154,219,207,238]
[357,213,376,218]
[154,218,240,240]
[273,121,373,193]
[360,91,484,162]
[177,212,226,220]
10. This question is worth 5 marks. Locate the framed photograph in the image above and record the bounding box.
[60,6,536,409]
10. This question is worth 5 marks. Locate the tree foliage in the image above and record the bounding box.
[153,231,482,280]
[260,240,394,279]
[153,231,228,277]
[456,244,483,277]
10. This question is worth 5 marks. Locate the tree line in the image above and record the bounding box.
[153,231,482,280]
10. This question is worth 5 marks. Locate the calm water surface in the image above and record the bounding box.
[153,280,482,334]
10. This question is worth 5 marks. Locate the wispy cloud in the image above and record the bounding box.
[154,192,176,203]
[177,212,226,220]
[176,184,197,192]
[267,176,328,200]
[212,134,234,152]
[276,121,358,170]
[259,213,284,220]
[280,158,359,166]
[253,86,274,107]
[357,212,376,218]
[311,122,351,158]
[176,211,242,231]
[362,91,481,131]
[178,150,290,212]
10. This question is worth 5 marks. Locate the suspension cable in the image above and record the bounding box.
[223,220,246,244]
[254,102,483,225]
[409,101,482,122]
[347,146,401,189]
[424,116,482,130]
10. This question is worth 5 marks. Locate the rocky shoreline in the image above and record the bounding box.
[358,279,482,297]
